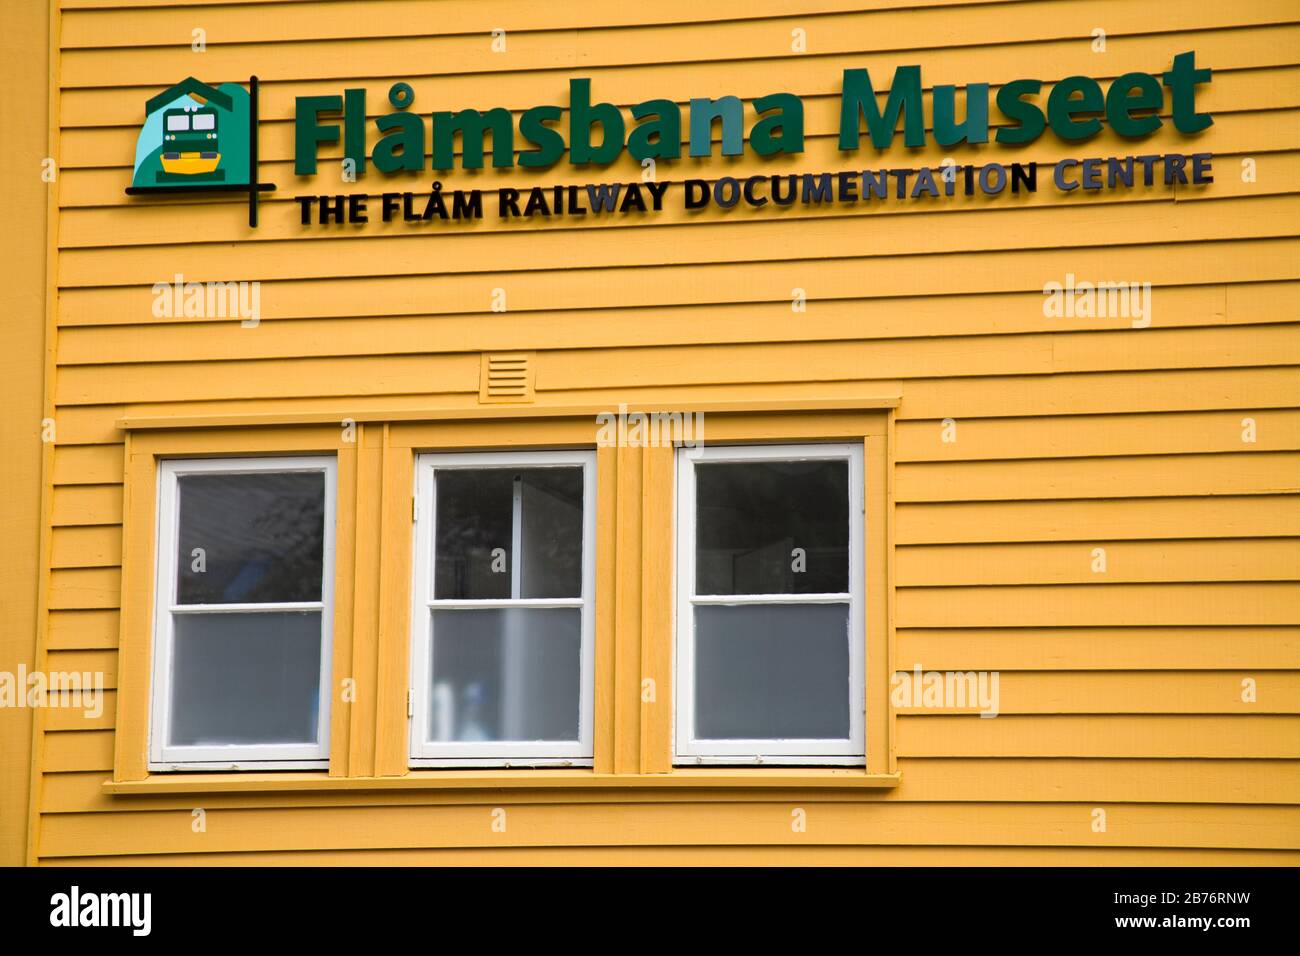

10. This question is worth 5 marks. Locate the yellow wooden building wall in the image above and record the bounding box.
[16,0,1300,863]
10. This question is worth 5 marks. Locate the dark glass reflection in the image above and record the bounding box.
[695,458,849,595]
[176,471,325,604]
[434,467,583,600]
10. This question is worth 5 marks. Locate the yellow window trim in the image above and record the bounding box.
[111,396,900,793]
[103,769,902,796]
[114,396,900,432]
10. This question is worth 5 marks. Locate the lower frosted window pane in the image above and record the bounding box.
[429,608,580,743]
[694,603,850,740]
[168,611,322,747]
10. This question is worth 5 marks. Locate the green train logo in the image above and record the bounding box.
[129,76,251,189]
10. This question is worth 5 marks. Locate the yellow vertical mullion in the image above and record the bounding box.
[111,436,155,782]
[612,443,643,773]
[640,444,674,773]
[327,437,357,777]
[885,410,898,773]
[347,423,383,777]
[592,445,618,774]
[374,431,413,776]
[865,423,895,775]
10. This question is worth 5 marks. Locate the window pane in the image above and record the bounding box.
[434,469,513,599]
[192,113,216,130]
[176,471,325,604]
[519,468,583,598]
[693,603,850,740]
[695,459,849,595]
[168,611,322,746]
[434,467,583,599]
[428,608,580,743]
[166,114,189,131]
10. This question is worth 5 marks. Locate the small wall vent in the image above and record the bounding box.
[479,351,535,403]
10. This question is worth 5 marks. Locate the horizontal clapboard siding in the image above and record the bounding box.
[33,0,1300,864]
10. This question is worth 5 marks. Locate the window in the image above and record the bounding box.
[675,443,865,765]
[409,450,596,767]
[149,456,336,769]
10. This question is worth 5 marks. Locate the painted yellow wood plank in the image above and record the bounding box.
[325,440,356,777]
[56,354,476,405]
[47,609,119,651]
[36,845,1300,866]
[50,526,121,569]
[882,759,1300,805]
[38,757,1300,814]
[593,446,618,774]
[43,692,116,732]
[89,366,1296,429]
[44,730,113,773]
[640,445,673,774]
[51,484,120,526]
[897,407,1300,462]
[47,567,120,610]
[127,424,348,457]
[542,326,1300,394]
[897,582,1300,627]
[57,238,1300,332]
[896,495,1300,544]
[897,715,1300,757]
[58,22,1300,126]
[58,324,1297,407]
[111,445,158,782]
[59,0,1278,51]
[374,436,414,776]
[44,649,117,688]
[58,0,1003,42]
[897,538,1300,586]
[894,367,1300,421]
[51,444,122,484]
[898,627,1300,671]
[613,444,642,773]
[47,405,125,445]
[35,801,1300,857]
[56,281,1239,341]
[897,452,1300,502]
[58,192,1300,286]
[346,425,383,777]
[866,432,896,773]
[892,671,1300,714]
[47,279,1290,369]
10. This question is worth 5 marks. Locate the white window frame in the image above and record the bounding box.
[674,442,865,766]
[149,456,337,770]
[409,449,596,768]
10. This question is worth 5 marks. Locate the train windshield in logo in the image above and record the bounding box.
[161,106,221,175]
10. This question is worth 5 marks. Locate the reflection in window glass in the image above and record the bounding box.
[176,471,325,604]
[434,467,583,600]
[429,608,581,742]
[695,459,848,595]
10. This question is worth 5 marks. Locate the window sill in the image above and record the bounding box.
[103,768,901,795]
